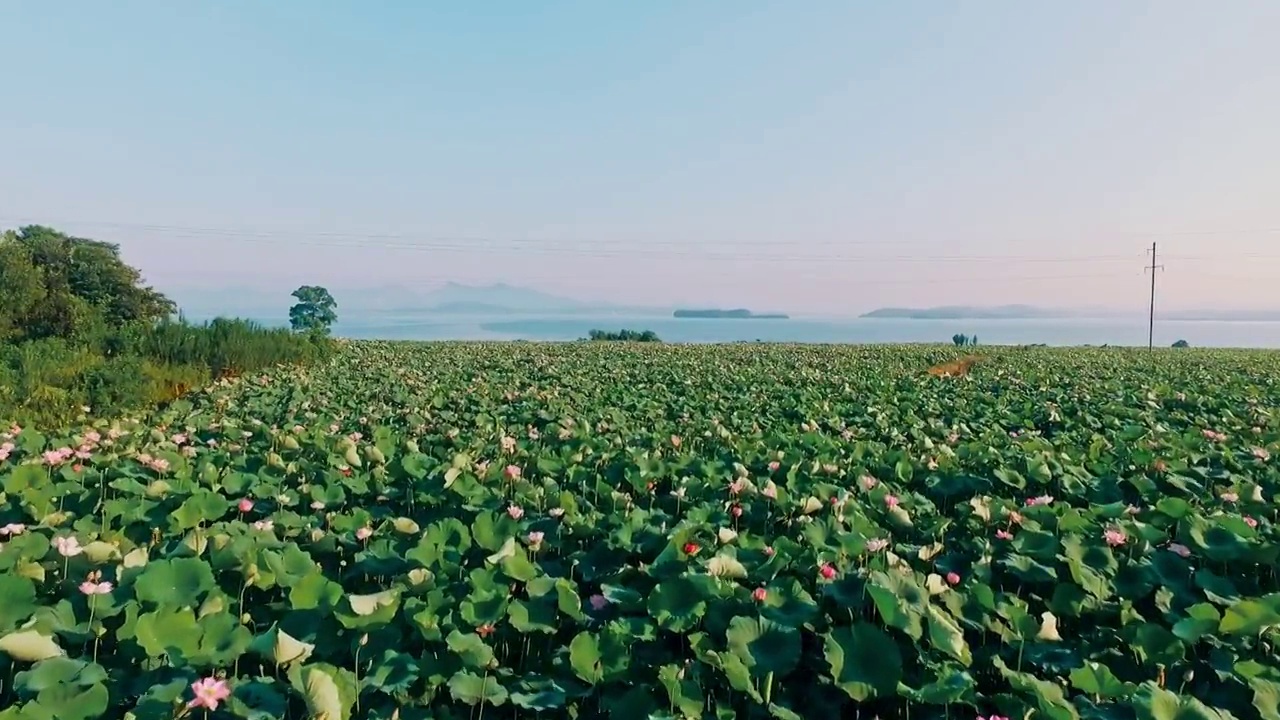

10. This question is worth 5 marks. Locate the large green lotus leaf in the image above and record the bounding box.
[500,546,539,583]
[927,605,972,666]
[2,464,46,494]
[1130,681,1236,720]
[14,683,109,720]
[1219,596,1280,636]
[289,663,357,720]
[336,588,400,629]
[569,631,603,685]
[460,590,509,627]
[446,629,495,669]
[13,657,106,693]
[289,572,344,612]
[1172,603,1221,643]
[448,671,508,707]
[226,680,291,720]
[510,678,568,711]
[759,579,819,627]
[725,616,800,676]
[901,666,975,705]
[657,664,704,719]
[648,577,708,632]
[133,557,216,607]
[0,629,65,662]
[823,623,902,701]
[865,571,926,640]
[507,599,557,634]
[362,649,420,695]
[192,611,254,665]
[170,490,231,530]
[993,657,1079,720]
[1250,677,1280,720]
[134,607,201,659]
[1069,661,1135,699]
[249,623,315,666]
[0,574,37,632]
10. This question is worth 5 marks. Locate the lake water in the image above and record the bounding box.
[329,312,1280,348]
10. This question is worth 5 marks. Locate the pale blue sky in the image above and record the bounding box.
[2,1,1278,314]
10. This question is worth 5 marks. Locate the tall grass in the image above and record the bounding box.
[0,317,332,426]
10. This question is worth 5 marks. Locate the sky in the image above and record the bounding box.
[2,1,1279,316]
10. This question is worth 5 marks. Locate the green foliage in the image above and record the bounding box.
[289,285,338,335]
[1173,339,1191,348]
[0,226,332,425]
[952,333,978,347]
[1,342,1277,717]
[585,328,661,342]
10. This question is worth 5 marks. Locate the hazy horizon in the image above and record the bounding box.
[3,2,1278,316]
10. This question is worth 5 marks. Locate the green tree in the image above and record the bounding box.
[0,226,174,342]
[289,285,338,335]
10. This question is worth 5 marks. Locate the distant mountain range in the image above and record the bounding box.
[172,282,658,318]
[861,305,1280,321]
[674,308,789,319]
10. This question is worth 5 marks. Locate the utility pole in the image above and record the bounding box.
[1145,242,1163,350]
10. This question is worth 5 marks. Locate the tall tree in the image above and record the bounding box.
[289,285,338,335]
[0,225,174,341]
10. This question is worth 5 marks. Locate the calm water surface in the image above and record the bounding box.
[328,312,1280,349]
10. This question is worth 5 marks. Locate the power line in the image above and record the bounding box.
[0,215,1216,267]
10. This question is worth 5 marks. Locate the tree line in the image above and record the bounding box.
[0,225,338,425]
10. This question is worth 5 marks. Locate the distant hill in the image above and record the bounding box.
[862,305,1069,320]
[674,308,789,319]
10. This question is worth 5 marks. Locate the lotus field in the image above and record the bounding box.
[3,342,1280,719]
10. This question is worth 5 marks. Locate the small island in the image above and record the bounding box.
[673,308,789,320]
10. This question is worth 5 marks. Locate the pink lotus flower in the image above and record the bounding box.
[1008,511,1025,525]
[171,433,187,445]
[761,485,777,500]
[1253,447,1271,461]
[507,505,525,521]
[1220,491,1239,503]
[996,529,1014,541]
[860,475,878,491]
[0,523,26,536]
[548,508,565,518]
[752,587,768,602]
[310,500,325,510]
[504,465,522,480]
[501,436,517,453]
[978,715,1011,720]
[866,538,889,553]
[884,495,900,508]
[1026,495,1053,507]
[1103,528,1127,547]
[728,479,745,495]
[670,435,682,448]
[819,563,837,580]
[526,531,545,547]
[768,461,780,472]
[253,519,274,531]
[946,572,961,586]
[356,526,373,541]
[763,546,776,557]
[1244,516,1259,529]
[238,498,254,513]
[1167,543,1191,558]
[79,580,113,595]
[187,677,231,711]
[730,505,743,518]
[54,536,84,557]
[588,594,609,611]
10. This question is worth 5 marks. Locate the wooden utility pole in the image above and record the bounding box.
[1145,242,1163,350]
